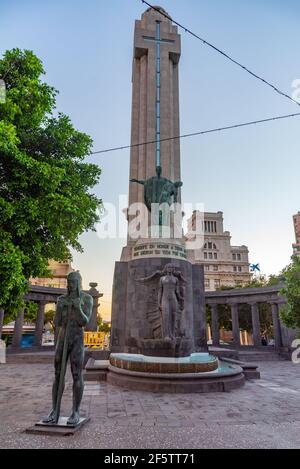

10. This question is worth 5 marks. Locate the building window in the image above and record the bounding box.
[238,266,242,272]
[214,253,217,259]
[204,221,217,233]
[209,252,213,259]
[214,280,220,288]
[232,254,236,260]
[213,266,218,271]
[204,252,207,259]
[237,253,241,261]
[205,265,210,271]
[205,279,210,288]
[233,266,237,272]
[204,242,217,251]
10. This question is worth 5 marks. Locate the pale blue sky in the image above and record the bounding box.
[1,0,299,318]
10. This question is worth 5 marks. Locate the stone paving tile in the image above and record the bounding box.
[1,361,300,448]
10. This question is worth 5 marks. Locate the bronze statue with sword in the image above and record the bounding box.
[43,271,93,426]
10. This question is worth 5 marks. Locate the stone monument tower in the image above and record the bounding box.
[110,7,207,357]
[128,6,181,208]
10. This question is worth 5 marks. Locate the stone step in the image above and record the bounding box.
[6,352,54,364]
[84,358,109,381]
[238,352,284,362]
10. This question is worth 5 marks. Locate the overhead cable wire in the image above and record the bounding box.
[142,0,300,107]
[89,111,300,155]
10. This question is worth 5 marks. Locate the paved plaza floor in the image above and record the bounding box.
[0,361,300,449]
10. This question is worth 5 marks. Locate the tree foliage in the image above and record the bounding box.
[24,301,38,323]
[97,313,111,333]
[44,309,56,331]
[280,256,300,331]
[0,49,102,312]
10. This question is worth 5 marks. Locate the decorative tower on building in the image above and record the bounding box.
[292,212,300,257]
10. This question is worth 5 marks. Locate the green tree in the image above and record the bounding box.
[280,256,300,332]
[24,301,38,323]
[44,309,56,332]
[97,313,111,333]
[0,49,102,313]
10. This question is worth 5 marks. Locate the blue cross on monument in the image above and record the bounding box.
[130,19,182,215]
[143,22,174,169]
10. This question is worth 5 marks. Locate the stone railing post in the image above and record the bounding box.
[86,283,103,332]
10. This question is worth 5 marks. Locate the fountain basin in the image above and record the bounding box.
[109,352,218,374]
[107,353,245,393]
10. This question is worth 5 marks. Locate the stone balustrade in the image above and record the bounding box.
[2,282,297,352]
[1,283,103,349]
[205,283,295,349]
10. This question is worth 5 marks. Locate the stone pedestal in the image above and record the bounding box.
[110,256,207,356]
[26,417,90,436]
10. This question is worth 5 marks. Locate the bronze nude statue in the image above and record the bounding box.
[137,263,185,340]
[43,271,93,426]
[158,264,184,340]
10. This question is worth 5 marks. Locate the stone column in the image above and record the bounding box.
[34,301,46,347]
[210,304,220,346]
[231,304,240,347]
[271,302,282,349]
[11,307,25,348]
[0,308,4,340]
[250,303,261,347]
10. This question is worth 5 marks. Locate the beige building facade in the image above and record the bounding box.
[30,260,74,289]
[187,211,251,291]
[292,211,300,257]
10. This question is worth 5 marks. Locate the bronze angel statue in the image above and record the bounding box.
[137,263,186,340]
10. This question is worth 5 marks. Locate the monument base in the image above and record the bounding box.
[110,255,207,356]
[26,417,90,436]
[140,338,195,357]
